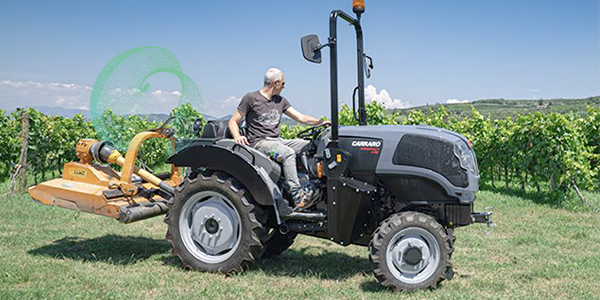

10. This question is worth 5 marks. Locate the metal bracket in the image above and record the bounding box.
[471,207,495,233]
[314,43,332,51]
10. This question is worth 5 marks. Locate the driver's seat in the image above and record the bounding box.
[201,120,240,139]
[200,120,282,182]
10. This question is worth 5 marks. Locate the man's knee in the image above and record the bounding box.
[258,141,295,162]
[279,145,295,159]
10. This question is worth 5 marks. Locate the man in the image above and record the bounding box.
[228,68,328,207]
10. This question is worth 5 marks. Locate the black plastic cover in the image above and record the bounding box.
[339,137,382,181]
[392,134,468,188]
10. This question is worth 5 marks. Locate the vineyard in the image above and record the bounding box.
[2,101,600,204]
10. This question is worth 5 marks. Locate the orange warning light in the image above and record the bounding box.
[317,162,323,178]
[353,0,365,15]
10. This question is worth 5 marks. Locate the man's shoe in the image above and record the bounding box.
[293,187,321,211]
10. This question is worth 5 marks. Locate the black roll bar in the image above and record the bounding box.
[329,10,367,145]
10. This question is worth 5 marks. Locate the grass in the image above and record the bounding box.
[1,180,600,300]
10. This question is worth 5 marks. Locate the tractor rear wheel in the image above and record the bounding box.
[165,170,266,274]
[369,211,452,291]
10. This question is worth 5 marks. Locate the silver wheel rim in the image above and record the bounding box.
[386,227,441,284]
[179,190,242,264]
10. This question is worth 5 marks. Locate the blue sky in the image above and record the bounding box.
[0,0,598,117]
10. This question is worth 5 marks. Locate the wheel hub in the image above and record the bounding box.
[190,198,239,255]
[386,227,440,284]
[205,218,219,234]
[403,247,422,265]
[179,191,242,263]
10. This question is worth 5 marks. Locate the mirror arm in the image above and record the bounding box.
[314,42,333,52]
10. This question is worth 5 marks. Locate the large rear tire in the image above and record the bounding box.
[165,171,266,274]
[369,211,453,291]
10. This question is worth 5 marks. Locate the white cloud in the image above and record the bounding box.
[203,96,241,117]
[0,80,93,111]
[446,98,470,104]
[0,80,186,114]
[364,85,412,109]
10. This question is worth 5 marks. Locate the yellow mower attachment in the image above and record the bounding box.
[28,130,182,223]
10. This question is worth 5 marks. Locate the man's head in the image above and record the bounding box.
[263,68,285,95]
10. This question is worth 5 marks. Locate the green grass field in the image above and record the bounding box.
[1,181,600,300]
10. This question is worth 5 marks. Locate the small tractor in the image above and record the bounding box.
[29,0,492,291]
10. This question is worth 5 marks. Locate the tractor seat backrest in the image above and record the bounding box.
[201,120,247,139]
[201,120,232,139]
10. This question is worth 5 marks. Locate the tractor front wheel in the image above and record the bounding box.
[165,171,266,274]
[369,211,453,291]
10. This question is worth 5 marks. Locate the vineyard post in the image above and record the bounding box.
[572,180,587,204]
[12,111,30,194]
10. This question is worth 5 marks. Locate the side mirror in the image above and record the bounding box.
[364,54,374,78]
[300,34,322,64]
[192,118,204,136]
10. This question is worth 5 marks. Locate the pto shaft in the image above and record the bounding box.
[88,140,175,194]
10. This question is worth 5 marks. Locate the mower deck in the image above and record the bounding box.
[29,161,172,222]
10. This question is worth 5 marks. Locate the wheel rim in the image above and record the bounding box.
[385,227,441,284]
[179,190,242,264]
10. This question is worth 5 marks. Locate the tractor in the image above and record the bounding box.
[29,0,492,291]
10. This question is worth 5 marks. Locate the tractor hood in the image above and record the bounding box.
[337,125,479,203]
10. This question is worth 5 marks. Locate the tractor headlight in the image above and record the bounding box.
[454,140,478,175]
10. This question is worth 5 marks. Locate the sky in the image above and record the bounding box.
[0,0,598,118]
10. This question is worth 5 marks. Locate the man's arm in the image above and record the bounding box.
[228,109,249,145]
[284,107,329,126]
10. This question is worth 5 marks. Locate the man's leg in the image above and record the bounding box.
[282,138,320,209]
[253,138,303,198]
[281,138,310,155]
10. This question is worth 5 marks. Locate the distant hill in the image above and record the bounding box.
[24,97,600,124]
[33,106,91,119]
[21,106,230,122]
[394,96,600,120]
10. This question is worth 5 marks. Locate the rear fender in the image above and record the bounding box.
[167,144,284,223]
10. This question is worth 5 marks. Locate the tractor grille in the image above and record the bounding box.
[392,134,468,188]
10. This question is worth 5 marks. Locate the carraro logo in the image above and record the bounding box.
[351,140,382,147]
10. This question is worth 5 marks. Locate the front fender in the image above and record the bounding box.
[167,143,284,223]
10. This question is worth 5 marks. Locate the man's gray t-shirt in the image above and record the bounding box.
[237,91,291,145]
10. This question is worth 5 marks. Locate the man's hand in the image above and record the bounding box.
[234,135,249,145]
[229,109,249,145]
[320,120,332,126]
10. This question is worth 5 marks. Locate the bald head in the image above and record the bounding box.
[263,68,284,87]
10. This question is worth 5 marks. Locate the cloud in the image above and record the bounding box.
[364,85,412,109]
[203,96,241,117]
[446,98,470,104]
[0,80,93,111]
[0,80,186,114]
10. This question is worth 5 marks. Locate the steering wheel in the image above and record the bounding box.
[296,122,331,140]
